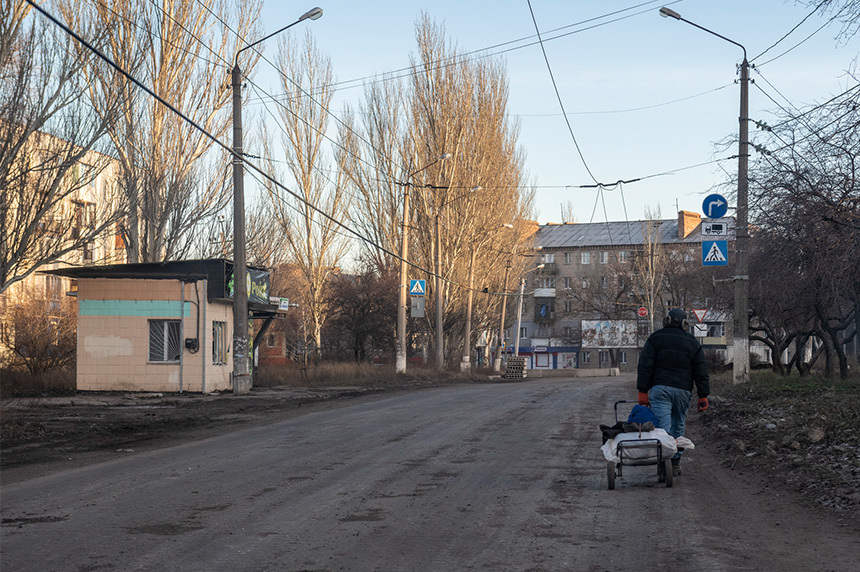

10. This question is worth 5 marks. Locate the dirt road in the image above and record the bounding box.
[2,375,858,571]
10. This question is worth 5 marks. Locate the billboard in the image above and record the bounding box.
[581,320,638,348]
[226,268,271,306]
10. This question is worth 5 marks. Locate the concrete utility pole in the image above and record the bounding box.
[734,58,750,385]
[395,154,451,374]
[513,264,544,356]
[659,6,750,384]
[461,245,476,371]
[493,262,511,373]
[231,7,322,395]
[435,211,444,371]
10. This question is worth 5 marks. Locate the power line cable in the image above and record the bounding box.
[753,17,835,67]
[24,0,401,270]
[509,83,734,117]
[750,1,828,63]
[526,0,599,185]
[245,0,684,105]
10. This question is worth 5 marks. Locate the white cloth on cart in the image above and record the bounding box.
[601,428,678,463]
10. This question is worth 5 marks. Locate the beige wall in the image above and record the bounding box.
[76,278,233,393]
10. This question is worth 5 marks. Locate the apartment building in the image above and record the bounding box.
[507,211,741,372]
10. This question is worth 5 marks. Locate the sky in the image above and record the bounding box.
[250,0,858,225]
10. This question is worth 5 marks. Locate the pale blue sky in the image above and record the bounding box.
[252,0,858,224]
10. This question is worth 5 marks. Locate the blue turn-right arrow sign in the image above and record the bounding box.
[702,193,729,219]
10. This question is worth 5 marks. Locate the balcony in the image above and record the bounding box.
[533,288,556,298]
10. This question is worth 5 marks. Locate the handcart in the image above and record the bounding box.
[601,400,674,490]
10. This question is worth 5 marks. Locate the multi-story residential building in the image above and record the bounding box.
[504,210,761,372]
[1,133,126,368]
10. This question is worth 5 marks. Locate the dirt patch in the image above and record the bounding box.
[693,372,860,516]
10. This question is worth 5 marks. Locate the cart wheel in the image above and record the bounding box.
[607,461,616,490]
[664,459,673,488]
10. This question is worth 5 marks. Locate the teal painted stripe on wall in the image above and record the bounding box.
[79,300,191,317]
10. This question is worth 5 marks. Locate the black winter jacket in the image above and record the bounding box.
[636,323,709,397]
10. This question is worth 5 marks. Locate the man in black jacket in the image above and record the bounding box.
[637,308,710,476]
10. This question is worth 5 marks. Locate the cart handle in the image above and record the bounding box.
[613,400,637,423]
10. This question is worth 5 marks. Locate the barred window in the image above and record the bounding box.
[149,320,181,362]
[213,321,228,365]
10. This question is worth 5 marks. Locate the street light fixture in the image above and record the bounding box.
[395,153,451,374]
[231,7,322,395]
[659,7,750,385]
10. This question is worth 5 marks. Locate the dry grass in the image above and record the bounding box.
[0,368,76,398]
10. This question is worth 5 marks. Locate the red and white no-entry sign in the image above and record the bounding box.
[637,307,648,317]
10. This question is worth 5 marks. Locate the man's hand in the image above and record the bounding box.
[697,397,709,412]
[638,392,650,407]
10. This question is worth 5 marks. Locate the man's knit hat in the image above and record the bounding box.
[668,308,687,324]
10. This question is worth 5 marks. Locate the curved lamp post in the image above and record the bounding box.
[231,7,322,394]
[659,6,750,385]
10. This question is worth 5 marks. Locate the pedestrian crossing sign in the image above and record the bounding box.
[702,240,728,266]
[409,279,426,296]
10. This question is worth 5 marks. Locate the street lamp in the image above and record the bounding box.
[395,153,451,374]
[231,7,322,395]
[513,264,545,356]
[659,7,750,385]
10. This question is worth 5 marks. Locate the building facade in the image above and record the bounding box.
[506,211,753,372]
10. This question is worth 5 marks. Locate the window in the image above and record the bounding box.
[581,351,591,364]
[212,321,228,365]
[581,252,590,264]
[520,327,527,338]
[563,301,572,312]
[563,252,571,264]
[541,253,555,264]
[149,320,181,363]
[618,250,628,263]
[600,351,608,364]
[601,276,608,289]
[707,323,726,337]
[582,277,589,288]
[563,277,572,290]
[563,326,572,337]
[267,334,276,347]
[600,251,609,264]
[83,241,94,262]
[539,277,556,288]
[620,351,628,365]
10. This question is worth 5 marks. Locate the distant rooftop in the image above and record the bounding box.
[535,213,735,249]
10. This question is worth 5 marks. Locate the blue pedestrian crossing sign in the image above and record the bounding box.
[702,193,729,219]
[702,240,728,266]
[409,279,426,296]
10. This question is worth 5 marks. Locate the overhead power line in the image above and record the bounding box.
[526,0,599,185]
[244,0,683,105]
[24,1,399,269]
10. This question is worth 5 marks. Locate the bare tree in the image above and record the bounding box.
[1,2,122,293]
[747,78,859,378]
[77,0,262,264]
[263,30,350,363]
[632,211,669,333]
